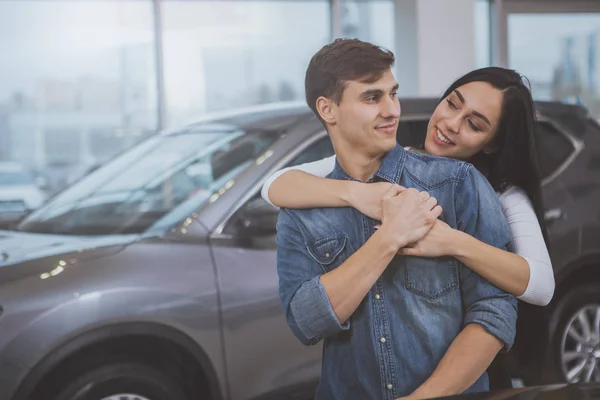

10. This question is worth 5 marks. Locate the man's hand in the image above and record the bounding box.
[346,181,392,220]
[397,219,455,257]
[378,185,442,249]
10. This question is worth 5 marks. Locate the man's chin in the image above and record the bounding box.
[381,140,397,153]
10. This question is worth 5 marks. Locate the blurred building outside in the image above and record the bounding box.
[1,0,600,196]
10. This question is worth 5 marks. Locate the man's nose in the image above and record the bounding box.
[381,96,401,119]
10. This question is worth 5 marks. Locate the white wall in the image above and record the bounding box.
[395,0,476,97]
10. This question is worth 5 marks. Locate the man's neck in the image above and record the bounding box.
[335,149,383,182]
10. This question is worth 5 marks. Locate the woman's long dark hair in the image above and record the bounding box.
[440,67,549,245]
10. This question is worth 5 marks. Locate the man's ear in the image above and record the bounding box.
[316,96,336,125]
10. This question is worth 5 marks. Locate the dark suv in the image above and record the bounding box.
[0,99,597,400]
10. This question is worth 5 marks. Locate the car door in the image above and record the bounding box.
[536,118,584,272]
[209,134,335,400]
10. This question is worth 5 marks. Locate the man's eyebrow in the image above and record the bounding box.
[453,89,491,126]
[361,84,399,97]
[360,88,384,97]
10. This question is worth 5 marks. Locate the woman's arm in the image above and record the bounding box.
[261,156,395,220]
[260,156,348,208]
[497,186,555,305]
[398,187,554,306]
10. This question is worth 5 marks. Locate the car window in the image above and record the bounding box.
[18,128,280,235]
[536,121,575,180]
[225,135,335,237]
[396,120,428,148]
[285,136,334,167]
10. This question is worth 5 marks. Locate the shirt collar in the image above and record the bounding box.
[329,144,406,183]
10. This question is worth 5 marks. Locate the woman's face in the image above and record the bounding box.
[424,81,504,161]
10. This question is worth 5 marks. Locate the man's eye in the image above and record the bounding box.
[366,96,377,102]
[391,92,398,98]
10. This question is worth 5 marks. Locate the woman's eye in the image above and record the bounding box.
[468,120,482,132]
[446,99,458,109]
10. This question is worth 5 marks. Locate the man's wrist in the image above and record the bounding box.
[375,224,408,251]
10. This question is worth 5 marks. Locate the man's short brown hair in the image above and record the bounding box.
[305,38,395,122]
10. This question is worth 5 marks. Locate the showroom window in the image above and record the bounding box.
[339,0,395,51]
[508,13,600,118]
[0,0,158,193]
[161,1,331,127]
[475,0,492,68]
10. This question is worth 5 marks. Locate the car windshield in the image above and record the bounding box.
[18,125,280,235]
[0,170,34,186]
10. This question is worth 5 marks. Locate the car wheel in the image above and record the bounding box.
[547,284,600,384]
[52,362,188,400]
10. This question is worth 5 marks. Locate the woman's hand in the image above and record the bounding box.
[347,181,399,221]
[397,219,456,258]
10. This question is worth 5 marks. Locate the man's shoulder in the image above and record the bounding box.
[402,151,472,189]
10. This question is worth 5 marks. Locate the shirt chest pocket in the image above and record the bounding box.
[403,256,460,301]
[306,235,351,272]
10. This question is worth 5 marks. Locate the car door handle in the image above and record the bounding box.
[544,208,564,222]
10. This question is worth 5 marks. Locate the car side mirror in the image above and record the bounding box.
[238,197,279,236]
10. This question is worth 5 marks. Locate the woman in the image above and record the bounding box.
[261,67,555,389]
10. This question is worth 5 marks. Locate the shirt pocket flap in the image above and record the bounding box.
[307,235,348,267]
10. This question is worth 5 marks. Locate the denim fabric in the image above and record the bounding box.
[276,145,518,400]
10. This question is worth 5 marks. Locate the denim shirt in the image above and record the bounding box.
[275,145,518,400]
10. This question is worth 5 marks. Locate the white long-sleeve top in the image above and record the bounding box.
[261,154,555,306]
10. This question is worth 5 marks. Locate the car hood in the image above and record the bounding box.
[0,230,139,267]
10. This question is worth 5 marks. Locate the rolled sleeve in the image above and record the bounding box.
[291,276,350,345]
[276,209,349,346]
[455,166,518,351]
[461,268,518,351]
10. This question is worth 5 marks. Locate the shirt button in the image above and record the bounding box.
[380,337,386,343]
[387,384,393,390]
[375,294,381,300]
[325,252,330,258]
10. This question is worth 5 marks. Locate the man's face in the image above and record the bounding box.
[328,69,401,157]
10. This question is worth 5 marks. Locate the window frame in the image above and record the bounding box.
[493,0,600,67]
[537,115,585,186]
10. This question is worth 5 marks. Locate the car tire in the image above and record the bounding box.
[545,284,600,384]
[52,362,188,400]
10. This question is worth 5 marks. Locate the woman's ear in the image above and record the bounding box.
[483,141,499,155]
[316,96,336,125]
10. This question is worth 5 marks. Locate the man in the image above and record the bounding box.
[276,38,517,400]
